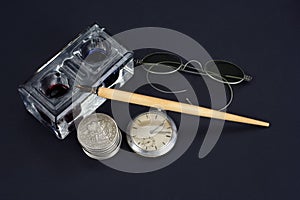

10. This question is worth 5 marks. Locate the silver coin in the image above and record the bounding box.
[83,129,120,154]
[82,131,122,160]
[77,113,122,160]
[78,113,118,150]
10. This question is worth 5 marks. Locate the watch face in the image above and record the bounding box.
[126,111,177,157]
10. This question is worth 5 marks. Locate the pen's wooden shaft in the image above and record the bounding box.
[97,87,269,127]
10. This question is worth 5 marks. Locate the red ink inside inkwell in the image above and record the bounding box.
[40,72,70,98]
[45,84,69,98]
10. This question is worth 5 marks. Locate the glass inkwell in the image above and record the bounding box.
[18,24,134,139]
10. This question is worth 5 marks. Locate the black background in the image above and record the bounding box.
[1,0,299,199]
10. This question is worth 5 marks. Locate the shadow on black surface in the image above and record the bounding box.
[222,122,270,135]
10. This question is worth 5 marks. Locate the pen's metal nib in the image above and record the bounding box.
[76,85,97,94]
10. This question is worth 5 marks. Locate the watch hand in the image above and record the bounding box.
[149,122,164,134]
[158,131,172,134]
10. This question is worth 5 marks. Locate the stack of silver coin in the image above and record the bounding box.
[77,113,122,160]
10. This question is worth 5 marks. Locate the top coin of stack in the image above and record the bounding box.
[77,113,122,160]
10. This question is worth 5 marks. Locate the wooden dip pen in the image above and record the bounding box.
[77,85,270,127]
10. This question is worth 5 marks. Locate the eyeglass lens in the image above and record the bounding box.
[204,60,245,84]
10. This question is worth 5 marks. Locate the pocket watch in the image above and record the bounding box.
[126,110,177,157]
